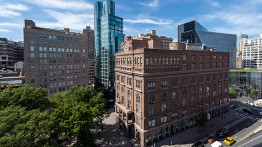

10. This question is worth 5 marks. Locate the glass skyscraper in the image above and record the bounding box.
[178,20,237,68]
[95,0,124,88]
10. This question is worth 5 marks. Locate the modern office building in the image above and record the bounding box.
[94,0,125,88]
[24,20,94,96]
[115,36,230,147]
[230,69,262,98]
[0,38,24,69]
[241,33,262,69]
[178,20,237,69]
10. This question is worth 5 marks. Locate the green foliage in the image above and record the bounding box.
[251,89,257,98]
[229,89,238,99]
[50,86,109,146]
[0,85,50,110]
[0,106,55,146]
[197,112,207,128]
[0,85,108,147]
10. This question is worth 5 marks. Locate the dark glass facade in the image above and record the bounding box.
[178,21,237,68]
[95,0,124,88]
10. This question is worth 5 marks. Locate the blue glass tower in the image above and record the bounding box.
[178,20,237,68]
[94,0,124,88]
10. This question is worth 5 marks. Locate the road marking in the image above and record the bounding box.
[238,133,262,147]
[238,132,254,143]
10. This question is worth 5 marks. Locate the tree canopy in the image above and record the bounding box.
[0,85,50,110]
[0,85,108,147]
[229,89,238,99]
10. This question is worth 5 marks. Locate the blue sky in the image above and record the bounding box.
[1,0,262,41]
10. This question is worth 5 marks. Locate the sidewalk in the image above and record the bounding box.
[96,108,140,147]
[155,110,239,147]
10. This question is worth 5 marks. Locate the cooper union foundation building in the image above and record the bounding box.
[115,36,230,147]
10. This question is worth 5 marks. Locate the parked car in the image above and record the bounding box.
[260,111,262,116]
[242,108,253,114]
[208,136,215,144]
[191,141,205,147]
[223,136,236,145]
[216,127,228,137]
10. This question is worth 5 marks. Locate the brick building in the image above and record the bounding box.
[0,38,24,69]
[24,20,94,96]
[115,37,230,147]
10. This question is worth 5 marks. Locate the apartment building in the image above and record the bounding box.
[115,36,230,147]
[24,20,94,96]
[0,38,24,69]
[241,33,262,69]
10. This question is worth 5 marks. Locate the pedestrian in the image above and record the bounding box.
[170,140,173,145]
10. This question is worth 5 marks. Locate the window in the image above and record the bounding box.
[161,80,167,88]
[136,94,140,113]
[161,101,167,112]
[148,119,156,127]
[30,46,34,51]
[148,105,155,116]
[182,110,187,116]
[161,116,167,123]
[148,81,155,89]
[136,80,141,89]
[161,92,167,99]
[149,95,155,104]
[136,116,141,126]
[173,78,178,86]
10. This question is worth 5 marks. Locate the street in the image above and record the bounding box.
[203,102,262,147]
[233,131,262,147]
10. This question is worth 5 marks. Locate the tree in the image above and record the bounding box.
[251,88,257,98]
[50,86,109,146]
[0,106,55,146]
[0,85,50,110]
[229,89,238,99]
[197,111,207,131]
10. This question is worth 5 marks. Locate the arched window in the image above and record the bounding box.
[149,95,155,104]
[162,92,167,99]
[183,89,187,97]
[199,85,203,94]
[172,90,177,100]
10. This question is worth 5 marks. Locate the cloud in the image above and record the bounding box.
[0,3,29,17]
[209,1,220,7]
[0,29,11,32]
[5,3,30,11]
[36,9,93,31]
[138,0,159,7]
[24,0,93,11]
[0,22,21,27]
[125,18,173,25]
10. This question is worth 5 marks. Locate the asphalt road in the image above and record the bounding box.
[232,131,262,147]
[204,104,262,147]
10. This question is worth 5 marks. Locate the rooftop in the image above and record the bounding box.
[230,69,262,72]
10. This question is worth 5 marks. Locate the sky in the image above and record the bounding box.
[1,0,262,41]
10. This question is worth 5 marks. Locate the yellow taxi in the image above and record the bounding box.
[223,136,236,145]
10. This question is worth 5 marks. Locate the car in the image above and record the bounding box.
[191,141,205,147]
[216,127,228,137]
[208,137,215,144]
[260,111,262,116]
[223,136,236,145]
[242,108,253,114]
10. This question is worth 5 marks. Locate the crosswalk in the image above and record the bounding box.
[239,113,260,121]
[252,107,262,111]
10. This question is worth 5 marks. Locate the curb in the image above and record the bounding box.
[183,117,239,143]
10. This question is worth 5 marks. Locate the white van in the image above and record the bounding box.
[211,141,222,147]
